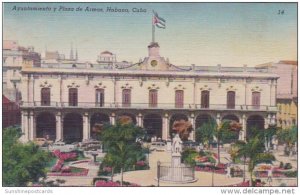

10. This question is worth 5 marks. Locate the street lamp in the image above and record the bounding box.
[243,155,246,182]
[157,161,161,187]
[146,144,150,167]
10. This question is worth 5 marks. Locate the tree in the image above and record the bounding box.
[195,120,215,147]
[196,120,240,163]
[276,126,297,156]
[172,119,193,141]
[234,136,275,186]
[3,127,50,186]
[100,118,145,186]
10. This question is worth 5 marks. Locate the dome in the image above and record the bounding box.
[100,50,113,55]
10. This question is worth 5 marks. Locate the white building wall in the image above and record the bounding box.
[29,75,276,107]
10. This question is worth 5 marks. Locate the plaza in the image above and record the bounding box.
[44,147,297,187]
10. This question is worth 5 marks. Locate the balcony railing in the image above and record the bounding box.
[20,101,277,112]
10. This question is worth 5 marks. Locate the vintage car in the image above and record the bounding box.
[34,138,54,147]
[149,141,166,152]
[48,141,77,152]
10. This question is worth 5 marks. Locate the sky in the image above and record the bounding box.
[3,2,297,66]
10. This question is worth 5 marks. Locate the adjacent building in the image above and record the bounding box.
[256,61,297,129]
[3,95,21,128]
[20,42,278,142]
[3,40,41,103]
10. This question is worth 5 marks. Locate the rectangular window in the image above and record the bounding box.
[252,92,261,109]
[96,89,105,107]
[41,88,50,106]
[201,90,210,108]
[175,90,184,108]
[122,89,131,107]
[69,88,78,106]
[149,90,158,107]
[227,91,235,109]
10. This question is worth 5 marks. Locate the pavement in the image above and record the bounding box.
[45,145,297,187]
[113,150,242,186]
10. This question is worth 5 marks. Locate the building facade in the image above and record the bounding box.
[3,40,41,103]
[3,95,21,128]
[20,42,278,142]
[257,61,297,129]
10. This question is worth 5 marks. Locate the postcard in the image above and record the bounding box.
[2,1,298,192]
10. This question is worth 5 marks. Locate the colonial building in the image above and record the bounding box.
[3,95,21,128]
[256,61,297,129]
[3,40,41,103]
[20,42,278,143]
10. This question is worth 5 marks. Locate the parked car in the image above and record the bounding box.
[34,138,53,147]
[182,141,200,151]
[81,139,102,151]
[150,141,166,151]
[48,141,77,152]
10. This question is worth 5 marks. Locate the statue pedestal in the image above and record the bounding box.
[156,133,197,184]
[171,153,181,167]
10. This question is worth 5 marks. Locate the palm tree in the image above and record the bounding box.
[196,120,238,163]
[100,119,144,186]
[276,126,297,156]
[234,136,275,186]
[195,120,215,149]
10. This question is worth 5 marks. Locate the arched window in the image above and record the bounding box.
[95,89,105,107]
[227,91,235,109]
[149,89,158,108]
[122,89,131,107]
[69,88,78,106]
[41,88,50,106]
[175,90,184,108]
[252,91,261,109]
[201,90,210,108]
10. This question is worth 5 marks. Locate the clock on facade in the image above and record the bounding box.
[151,60,158,67]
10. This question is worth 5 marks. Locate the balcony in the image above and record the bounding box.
[20,101,277,112]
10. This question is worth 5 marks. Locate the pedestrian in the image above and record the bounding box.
[267,167,273,183]
[226,164,231,178]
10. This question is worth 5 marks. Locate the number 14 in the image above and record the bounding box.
[278,10,284,15]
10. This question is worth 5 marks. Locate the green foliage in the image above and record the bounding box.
[216,120,238,144]
[284,171,297,177]
[277,126,298,145]
[3,127,50,186]
[99,122,145,185]
[181,149,198,166]
[195,120,215,144]
[279,162,284,168]
[283,163,292,170]
[233,135,275,186]
[196,120,239,163]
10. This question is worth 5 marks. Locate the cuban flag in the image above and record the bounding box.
[153,11,166,29]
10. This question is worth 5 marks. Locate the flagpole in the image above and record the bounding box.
[152,12,155,43]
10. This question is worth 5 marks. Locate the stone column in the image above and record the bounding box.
[22,77,29,103]
[110,112,116,125]
[83,112,89,141]
[216,113,221,125]
[29,111,36,141]
[56,112,63,141]
[188,113,196,141]
[137,113,143,127]
[264,114,271,129]
[241,114,246,141]
[162,113,170,140]
[215,113,221,141]
[21,111,29,142]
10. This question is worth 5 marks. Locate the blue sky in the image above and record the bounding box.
[3,2,297,66]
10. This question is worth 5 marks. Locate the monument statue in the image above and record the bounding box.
[172,134,182,154]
